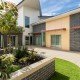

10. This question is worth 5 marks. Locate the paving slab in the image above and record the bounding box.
[28,46,80,67]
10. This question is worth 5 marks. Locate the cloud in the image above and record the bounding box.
[41,0,66,16]
[41,0,80,16]
[42,4,63,13]
[78,3,80,7]
[43,12,57,16]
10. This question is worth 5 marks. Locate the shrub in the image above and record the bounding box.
[15,47,29,60]
[19,57,29,64]
[28,49,37,61]
[0,54,15,66]
[15,48,23,59]
[9,65,20,73]
[0,54,15,80]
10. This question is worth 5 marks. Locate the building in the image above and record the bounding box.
[32,8,80,51]
[0,0,80,52]
[17,0,80,51]
[45,8,80,51]
[17,0,42,46]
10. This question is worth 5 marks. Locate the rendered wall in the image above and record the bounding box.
[46,16,70,51]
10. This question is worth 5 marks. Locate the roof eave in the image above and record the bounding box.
[45,7,80,22]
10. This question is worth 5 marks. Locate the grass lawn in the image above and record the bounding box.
[49,58,80,80]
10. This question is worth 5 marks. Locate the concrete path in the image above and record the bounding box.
[28,46,80,67]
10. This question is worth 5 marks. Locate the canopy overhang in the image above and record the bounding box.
[17,0,40,10]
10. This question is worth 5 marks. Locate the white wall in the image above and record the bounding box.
[23,6,40,35]
[18,7,25,27]
[18,6,40,45]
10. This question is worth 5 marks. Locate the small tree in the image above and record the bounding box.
[0,1,23,53]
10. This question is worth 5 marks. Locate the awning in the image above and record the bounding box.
[42,28,66,32]
[33,32,41,35]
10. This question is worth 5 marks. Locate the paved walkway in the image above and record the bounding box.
[28,46,80,67]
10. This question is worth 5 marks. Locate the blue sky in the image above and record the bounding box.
[40,0,80,16]
[4,0,80,16]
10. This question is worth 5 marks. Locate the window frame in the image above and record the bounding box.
[25,16,30,28]
[51,35,61,47]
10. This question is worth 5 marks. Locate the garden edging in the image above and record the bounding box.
[10,57,55,80]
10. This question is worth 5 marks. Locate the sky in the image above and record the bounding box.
[40,0,80,16]
[2,0,80,16]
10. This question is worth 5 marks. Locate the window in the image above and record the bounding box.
[25,16,30,28]
[51,35,61,47]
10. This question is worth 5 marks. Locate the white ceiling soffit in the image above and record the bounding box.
[17,0,40,10]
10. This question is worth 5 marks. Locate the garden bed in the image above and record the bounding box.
[10,57,55,80]
[0,47,44,80]
[13,54,44,68]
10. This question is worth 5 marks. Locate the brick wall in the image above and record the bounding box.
[10,58,55,80]
[70,12,80,51]
[22,61,55,80]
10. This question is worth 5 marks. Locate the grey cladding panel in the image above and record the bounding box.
[33,23,46,33]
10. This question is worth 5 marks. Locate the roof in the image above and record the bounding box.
[45,7,80,22]
[32,7,80,26]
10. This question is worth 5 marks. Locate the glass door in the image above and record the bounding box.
[36,35,42,46]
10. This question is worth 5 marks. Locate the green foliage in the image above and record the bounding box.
[28,49,37,61]
[0,1,23,34]
[15,47,29,60]
[0,1,23,53]
[0,47,40,80]
[19,57,29,64]
[9,65,20,73]
[0,54,15,66]
[0,54,15,80]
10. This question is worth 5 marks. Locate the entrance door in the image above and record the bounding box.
[36,35,42,46]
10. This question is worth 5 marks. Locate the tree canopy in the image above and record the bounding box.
[0,1,23,35]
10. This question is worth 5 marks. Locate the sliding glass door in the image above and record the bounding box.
[36,35,42,46]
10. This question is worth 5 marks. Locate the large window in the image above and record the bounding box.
[51,35,61,47]
[25,16,30,28]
